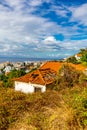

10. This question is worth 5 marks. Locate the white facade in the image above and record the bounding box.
[15,81,46,93]
[75,55,81,60]
[4,66,12,73]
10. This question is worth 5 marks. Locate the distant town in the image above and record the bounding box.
[0,61,44,75]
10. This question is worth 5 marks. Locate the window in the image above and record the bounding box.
[35,87,41,92]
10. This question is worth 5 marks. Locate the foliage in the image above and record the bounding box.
[1,87,87,130]
[55,64,81,90]
[81,53,87,63]
[0,89,66,130]
[0,69,26,88]
[1,85,87,129]
[66,56,78,64]
[0,57,87,129]
[82,62,87,66]
[80,48,87,54]
[62,86,87,128]
[8,69,26,78]
[79,48,87,64]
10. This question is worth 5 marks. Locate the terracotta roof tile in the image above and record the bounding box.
[76,53,82,57]
[14,61,87,86]
[14,68,57,85]
[40,61,62,72]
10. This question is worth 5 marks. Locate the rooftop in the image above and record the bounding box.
[76,53,82,57]
[40,61,62,72]
[14,61,87,85]
[14,68,57,85]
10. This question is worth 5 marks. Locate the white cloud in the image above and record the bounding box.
[61,39,87,50]
[71,3,87,25]
[43,36,57,44]
[29,0,42,7]
[0,0,66,55]
[51,5,69,17]
[0,0,86,58]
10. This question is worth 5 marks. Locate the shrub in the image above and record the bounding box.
[81,53,87,62]
[66,56,78,64]
[55,64,81,90]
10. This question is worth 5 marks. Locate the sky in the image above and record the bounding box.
[0,0,87,59]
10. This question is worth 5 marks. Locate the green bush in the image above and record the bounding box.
[81,53,87,62]
[0,69,26,88]
[66,56,78,64]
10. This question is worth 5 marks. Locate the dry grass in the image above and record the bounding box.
[0,86,86,130]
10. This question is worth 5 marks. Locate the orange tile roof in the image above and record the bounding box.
[14,61,87,85]
[76,53,82,57]
[14,68,57,85]
[40,61,62,72]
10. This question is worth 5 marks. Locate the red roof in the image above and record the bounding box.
[14,61,87,85]
[14,68,57,85]
[76,53,82,57]
[40,61,62,72]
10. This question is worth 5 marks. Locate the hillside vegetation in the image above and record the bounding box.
[1,85,87,130]
[0,63,87,130]
[1,48,87,130]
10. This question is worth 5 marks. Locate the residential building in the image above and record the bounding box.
[75,53,82,60]
[14,61,87,93]
[14,68,57,93]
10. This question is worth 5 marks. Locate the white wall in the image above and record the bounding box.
[75,55,80,60]
[15,81,34,93]
[15,81,46,93]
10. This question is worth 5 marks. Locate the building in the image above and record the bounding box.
[75,53,82,60]
[14,61,87,93]
[14,68,57,93]
[4,65,13,74]
[14,61,63,93]
[13,62,23,70]
[40,61,62,72]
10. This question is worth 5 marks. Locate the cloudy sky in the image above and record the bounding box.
[0,0,87,59]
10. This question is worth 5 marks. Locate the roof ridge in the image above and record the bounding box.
[38,69,45,85]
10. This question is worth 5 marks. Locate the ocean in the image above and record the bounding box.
[0,56,63,63]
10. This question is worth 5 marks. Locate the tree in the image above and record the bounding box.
[66,56,78,64]
[80,48,87,54]
[81,53,87,62]
[0,69,26,88]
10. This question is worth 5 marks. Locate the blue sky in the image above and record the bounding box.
[0,0,87,59]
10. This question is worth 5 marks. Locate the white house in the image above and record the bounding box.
[4,65,13,73]
[15,81,46,93]
[14,68,56,93]
[75,53,82,60]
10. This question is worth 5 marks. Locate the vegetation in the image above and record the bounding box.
[0,63,87,130]
[0,85,87,129]
[81,53,87,63]
[80,48,87,64]
[66,56,78,64]
[66,48,87,65]
[54,64,83,90]
[80,48,87,54]
[1,48,87,129]
[0,69,26,88]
